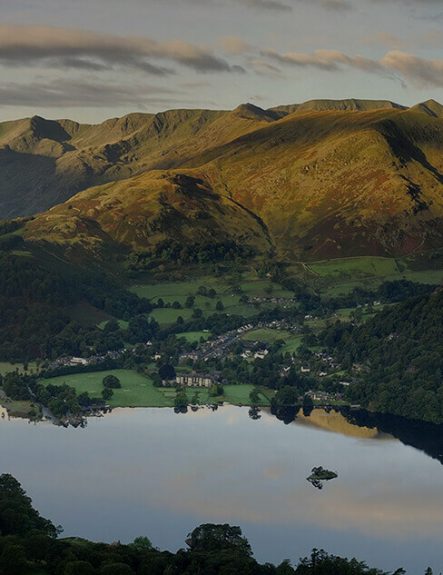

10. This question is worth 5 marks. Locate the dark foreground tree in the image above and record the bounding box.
[186,524,252,556]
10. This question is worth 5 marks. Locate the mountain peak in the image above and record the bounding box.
[412,99,443,118]
[232,103,278,122]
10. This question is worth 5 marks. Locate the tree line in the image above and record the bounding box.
[0,473,414,575]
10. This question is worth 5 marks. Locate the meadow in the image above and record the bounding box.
[0,362,38,375]
[40,369,273,408]
[40,369,171,408]
[302,256,443,296]
[176,331,212,343]
[241,328,303,355]
[130,272,294,326]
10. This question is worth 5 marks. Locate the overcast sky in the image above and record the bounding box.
[1,0,443,122]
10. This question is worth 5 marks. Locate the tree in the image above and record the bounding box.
[249,388,260,405]
[64,561,96,575]
[102,387,113,400]
[100,564,134,575]
[185,296,195,308]
[0,474,57,537]
[103,375,121,389]
[174,390,188,410]
[216,301,224,312]
[302,394,314,417]
[158,364,176,381]
[0,543,27,575]
[130,536,153,551]
[103,320,120,333]
[209,383,224,397]
[186,524,252,556]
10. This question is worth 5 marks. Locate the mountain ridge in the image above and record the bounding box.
[3,98,443,262]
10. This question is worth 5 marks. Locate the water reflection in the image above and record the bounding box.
[297,408,384,440]
[0,406,442,573]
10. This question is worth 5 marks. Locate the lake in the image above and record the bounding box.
[0,406,442,572]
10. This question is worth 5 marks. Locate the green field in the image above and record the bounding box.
[39,370,272,408]
[130,273,295,326]
[309,256,400,278]
[303,256,443,296]
[0,362,38,375]
[242,328,293,344]
[40,369,171,408]
[164,384,272,407]
[176,331,212,343]
[223,384,272,406]
[241,328,303,355]
[97,319,129,330]
[281,335,303,354]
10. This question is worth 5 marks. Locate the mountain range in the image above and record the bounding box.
[3,98,443,262]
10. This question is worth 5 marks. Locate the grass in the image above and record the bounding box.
[0,390,40,418]
[157,384,273,407]
[97,319,129,330]
[304,256,443,296]
[309,256,400,278]
[281,335,303,354]
[40,369,171,408]
[242,328,292,344]
[39,370,273,408]
[0,362,38,375]
[241,328,303,355]
[223,384,271,406]
[176,331,212,343]
[130,273,295,327]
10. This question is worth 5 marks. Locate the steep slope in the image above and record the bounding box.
[23,104,443,261]
[2,98,443,261]
[25,171,272,261]
[0,105,286,218]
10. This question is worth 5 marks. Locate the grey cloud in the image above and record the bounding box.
[263,47,443,87]
[249,58,284,76]
[0,25,243,75]
[172,0,293,11]
[263,49,384,73]
[300,0,352,10]
[0,78,186,108]
[242,0,292,11]
[161,0,351,12]
[381,51,443,87]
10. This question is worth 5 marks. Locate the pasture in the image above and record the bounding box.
[130,272,295,326]
[40,369,171,408]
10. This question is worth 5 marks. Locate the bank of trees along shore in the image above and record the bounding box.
[0,473,420,575]
[322,289,443,424]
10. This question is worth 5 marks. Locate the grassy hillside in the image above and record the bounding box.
[16,100,443,263]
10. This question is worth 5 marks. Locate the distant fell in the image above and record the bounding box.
[269,98,406,117]
[3,97,443,261]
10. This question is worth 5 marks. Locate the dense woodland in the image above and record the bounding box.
[0,251,151,361]
[323,289,443,423]
[0,473,414,575]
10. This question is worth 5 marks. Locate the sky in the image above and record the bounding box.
[1,0,443,122]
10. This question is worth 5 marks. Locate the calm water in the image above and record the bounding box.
[0,406,442,572]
